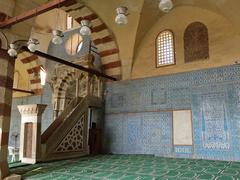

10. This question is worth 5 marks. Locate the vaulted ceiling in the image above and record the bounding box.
[7,0,240,93]
[10,0,240,47]
[5,0,240,97]
[79,0,240,78]
[136,0,240,51]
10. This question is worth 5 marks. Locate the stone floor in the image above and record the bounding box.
[10,155,240,180]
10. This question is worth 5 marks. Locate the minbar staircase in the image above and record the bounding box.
[41,96,103,161]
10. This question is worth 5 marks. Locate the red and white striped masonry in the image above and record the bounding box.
[0,48,15,178]
[62,2,122,80]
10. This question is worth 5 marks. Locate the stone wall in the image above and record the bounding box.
[104,65,240,161]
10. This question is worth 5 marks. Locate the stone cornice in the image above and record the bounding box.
[18,104,47,116]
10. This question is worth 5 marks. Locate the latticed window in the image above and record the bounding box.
[156,30,175,67]
[184,22,209,63]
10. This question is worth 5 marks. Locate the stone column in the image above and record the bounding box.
[18,104,47,164]
[0,49,15,179]
[97,78,102,98]
[75,79,78,98]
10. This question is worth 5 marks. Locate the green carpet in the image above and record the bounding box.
[10,155,240,179]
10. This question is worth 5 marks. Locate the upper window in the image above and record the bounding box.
[156,30,175,67]
[67,15,73,30]
[184,22,209,63]
[66,15,79,30]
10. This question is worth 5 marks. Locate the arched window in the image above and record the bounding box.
[156,30,175,67]
[184,22,209,63]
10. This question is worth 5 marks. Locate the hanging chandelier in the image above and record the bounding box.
[8,39,40,57]
[7,43,18,57]
[115,6,128,25]
[159,0,173,13]
[79,20,91,36]
[27,38,40,52]
[52,30,64,45]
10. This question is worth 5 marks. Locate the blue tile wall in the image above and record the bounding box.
[104,112,172,156]
[9,84,53,148]
[104,65,240,161]
[174,146,193,158]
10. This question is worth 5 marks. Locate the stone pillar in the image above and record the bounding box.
[75,71,80,98]
[0,49,15,179]
[18,104,47,164]
[97,78,102,98]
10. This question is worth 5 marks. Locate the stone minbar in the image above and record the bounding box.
[18,104,47,164]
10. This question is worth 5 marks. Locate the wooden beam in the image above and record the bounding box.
[22,47,117,81]
[12,88,35,94]
[0,0,77,28]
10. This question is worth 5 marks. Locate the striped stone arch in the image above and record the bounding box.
[53,68,76,98]
[52,68,82,118]
[18,53,43,94]
[62,2,122,80]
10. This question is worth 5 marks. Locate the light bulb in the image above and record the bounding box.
[8,48,17,57]
[159,0,173,13]
[79,26,91,36]
[52,35,63,45]
[115,14,128,25]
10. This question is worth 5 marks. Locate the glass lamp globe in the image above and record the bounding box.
[79,26,91,36]
[28,43,38,52]
[159,0,173,13]
[115,14,128,25]
[52,30,64,45]
[52,35,63,45]
[27,39,39,52]
[8,48,17,57]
